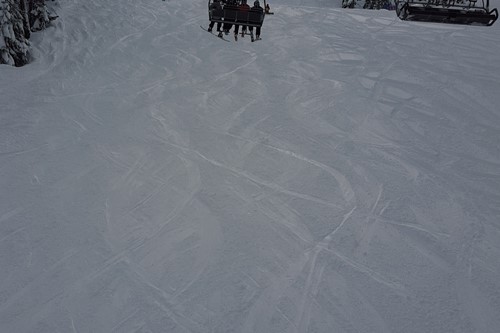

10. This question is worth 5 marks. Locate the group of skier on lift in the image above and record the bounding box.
[208,0,271,41]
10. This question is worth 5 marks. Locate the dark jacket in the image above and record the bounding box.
[251,4,263,12]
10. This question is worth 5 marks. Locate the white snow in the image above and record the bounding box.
[1,0,500,332]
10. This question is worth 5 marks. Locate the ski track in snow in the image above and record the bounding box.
[2,0,500,332]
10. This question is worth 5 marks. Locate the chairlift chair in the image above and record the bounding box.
[396,0,498,26]
[208,0,266,29]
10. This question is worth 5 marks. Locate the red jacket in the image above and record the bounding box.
[239,3,250,11]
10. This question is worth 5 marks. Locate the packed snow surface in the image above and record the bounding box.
[1,0,500,332]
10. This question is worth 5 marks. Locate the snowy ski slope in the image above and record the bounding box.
[1,0,500,332]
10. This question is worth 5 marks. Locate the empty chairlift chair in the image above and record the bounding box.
[395,0,498,26]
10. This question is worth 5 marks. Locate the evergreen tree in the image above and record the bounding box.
[0,0,56,66]
[20,0,30,39]
[0,0,31,66]
[342,0,357,8]
[0,1,12,65]
[363,0,393,10]
[29,0,49,32]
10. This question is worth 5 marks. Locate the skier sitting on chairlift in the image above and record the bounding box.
[234,0,251,40]
[249,0,263,42]
[208,0,223,33]
[222,0,239,36]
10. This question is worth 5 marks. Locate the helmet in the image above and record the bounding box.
[254,0,260,6]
